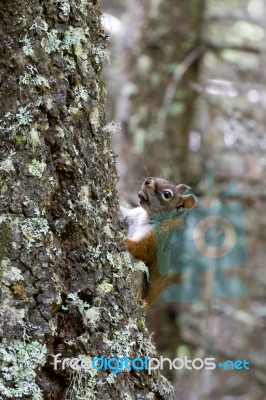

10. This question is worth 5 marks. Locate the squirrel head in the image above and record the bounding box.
[138,177,196,215]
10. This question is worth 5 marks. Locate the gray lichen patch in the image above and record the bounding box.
[0,151,16,174]
[43,29,61,54]
[0,258,26,348]
[0,258,24,286]
[28,160,46,178]
[0,340,47,399]
[20,217,50,242]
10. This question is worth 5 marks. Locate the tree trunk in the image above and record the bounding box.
[0,1,172,398]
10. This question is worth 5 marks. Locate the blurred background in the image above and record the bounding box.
[100,0,266,399]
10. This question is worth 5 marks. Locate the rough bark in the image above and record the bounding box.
[0,1,173,399]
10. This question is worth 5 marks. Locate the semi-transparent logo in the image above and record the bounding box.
[153,176,248,302]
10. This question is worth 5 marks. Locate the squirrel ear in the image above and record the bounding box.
[176,184,191,195]
[182,194,196,209]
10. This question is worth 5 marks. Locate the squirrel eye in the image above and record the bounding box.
[162,189,173,200]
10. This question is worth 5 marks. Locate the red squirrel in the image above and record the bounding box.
[121,177,196,305]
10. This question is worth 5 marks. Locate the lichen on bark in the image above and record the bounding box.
[0,0,173,398]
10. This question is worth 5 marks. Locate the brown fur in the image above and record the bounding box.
[122,177,196,305]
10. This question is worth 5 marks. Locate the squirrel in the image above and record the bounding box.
[120,177,196,305]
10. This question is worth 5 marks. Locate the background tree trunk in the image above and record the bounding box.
[0,1,172,399]
[112,0,206,200]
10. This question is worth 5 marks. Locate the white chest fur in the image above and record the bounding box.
[120,206,152,241]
